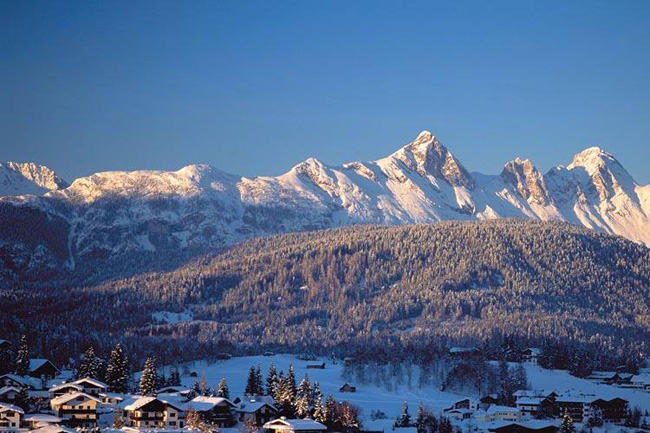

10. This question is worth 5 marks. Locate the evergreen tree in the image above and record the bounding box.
[14,386,29,411]
[396,401,411,427]
[561,413,574,433]
[313,385,326,423]
[287,364,297,397]
[255,365,264,395]
[77,347,98,379]
[106,343,129,393]
[298,375,311,404]
[139,356,158,396]
[217,377,230,399]
[245,366,258,396]
[15,335,29,377]
[296,393,310,418]
[266,363,278,397]
[325,394,337,429]
[0,345,13,375]
[169,368,181,386]
[416,402,427,433]
[275,376,295,418]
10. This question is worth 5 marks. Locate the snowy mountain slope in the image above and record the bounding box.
[0,130,648,280]
[0,161,68,196]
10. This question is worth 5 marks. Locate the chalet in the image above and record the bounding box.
[22,414,63,430]
[554,394,627,423]
[99,392,125,406]
[447,398,479,412]
[122,396,185,429]
[263,418,327,433]
[49,392,101,428]
[591,398,628,424]
[68,378,107,396]
[28,360,59,380]
[0,376,28,390]
[0,403,23,432]
[554,395,593,423]
[263,352,275,357]
[189,396,236,427]
[306,363,325,370]
[48,384,82,398]
[0,387,19,403]
[521,348,541,365]
[516,396,554,419]
[629,374,650,391]
[445,408,473,420]
[475,406,521,423]
[586,371,633,386]
[480,394,499,409]
[339,383,356,393]
[343,357,355,366]
[237,399,279,426]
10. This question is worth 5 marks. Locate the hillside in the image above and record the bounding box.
[4,220,649,365]
[0,131,648,282]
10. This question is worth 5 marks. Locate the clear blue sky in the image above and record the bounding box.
[1,0,649,184]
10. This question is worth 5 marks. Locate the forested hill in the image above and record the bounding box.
[4,220,650,366]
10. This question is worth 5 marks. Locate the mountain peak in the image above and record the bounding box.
[501,157,551,205]
[0,161,68,197]
[568,146,618,172]
[390,130,475,189]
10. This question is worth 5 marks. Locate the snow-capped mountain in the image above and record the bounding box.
[0,161,68,196]
[0,130,648,280]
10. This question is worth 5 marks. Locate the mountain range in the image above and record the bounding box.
[1,130,648,281]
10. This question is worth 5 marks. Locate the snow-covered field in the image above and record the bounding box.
[154,355,650,430]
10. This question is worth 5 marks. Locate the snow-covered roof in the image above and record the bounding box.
[23,414,62,423]
[516,397,545,405]
[263,418,327,431]
[72,377,108,388]
[123,396,158,411]
[0,386,19,395]
[50,391,101,406]
[30,425,76,433]
[478,420,558,432]
[49,382,83,393]
[237,401,277,413]
[523,348,541,355]
[0,402,24,414]
[486,405,520,414]
[29,358,58,372]
[556,394,596,403]
[188,396,233,411]
[157,386,190,394]
[0,374,29,386]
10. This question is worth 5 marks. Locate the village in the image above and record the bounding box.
[0,338,649,433]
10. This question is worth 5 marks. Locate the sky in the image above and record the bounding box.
[1,0,649,184]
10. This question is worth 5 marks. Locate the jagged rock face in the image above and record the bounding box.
[392,131,475,189]
[0,131,648,280]
[500,158,552,205]
[0,162,68,196]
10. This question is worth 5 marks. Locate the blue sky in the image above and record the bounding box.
[1,0,649,184]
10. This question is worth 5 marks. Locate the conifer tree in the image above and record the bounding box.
[15,335,29,377]
[266,363,278,397]
[106,343,129,393]
[14,386,29,411]
[217,377,230,399]
[255,365,264,395]
[77,347,98,379]
[396,401,411,427]
[298,375,311,404]
[313,385,326,423]
[245,366,258,396]
[287,364,297,397]
[139,356,158,396]
[561,413,574,433]
[416,402,427,432]
[276,376,295,418]
[169,368,181,386]
[325,394,337,428]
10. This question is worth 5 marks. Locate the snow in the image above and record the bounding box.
[152,311,194,325]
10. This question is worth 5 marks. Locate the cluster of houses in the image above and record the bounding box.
[0,356,330,433]
[0,348,644,433]
[442,389,630,433]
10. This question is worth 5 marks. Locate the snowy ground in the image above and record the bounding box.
[152,355,650,431]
